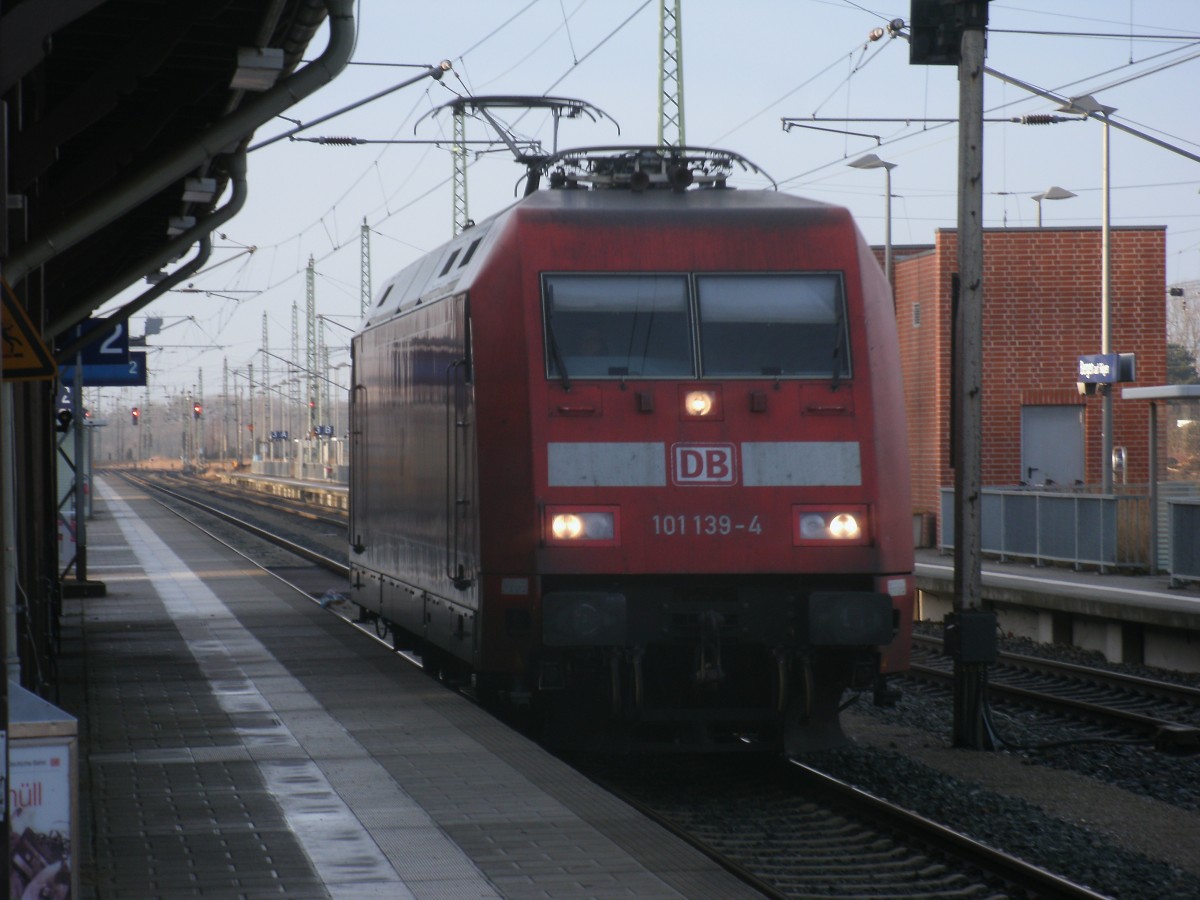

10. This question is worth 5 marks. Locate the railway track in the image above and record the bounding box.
[910,632,1200,750]
[119,470,349,572]
[579,752,1105,898]
[113,469,1116,896]
[132,468,348,530]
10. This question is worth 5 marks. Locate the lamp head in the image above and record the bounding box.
[848,153,896,171]
[1032,186,1076,203]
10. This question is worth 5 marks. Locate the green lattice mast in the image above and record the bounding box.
[657,0,685,147]
[452,104,469,235]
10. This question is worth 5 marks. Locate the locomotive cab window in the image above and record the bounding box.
[696,274,849,378]
[543,274,693,379]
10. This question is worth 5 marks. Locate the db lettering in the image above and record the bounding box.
[673,444,737,485]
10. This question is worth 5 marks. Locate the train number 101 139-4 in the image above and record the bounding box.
[651,514,763,536]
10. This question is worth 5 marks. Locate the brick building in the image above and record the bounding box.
[888,226,1166,537]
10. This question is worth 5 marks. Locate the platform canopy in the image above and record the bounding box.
[1122,385,1200,400]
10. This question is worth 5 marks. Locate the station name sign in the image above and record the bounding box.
[1077,352,1136,385]
[1078,353,1118,384]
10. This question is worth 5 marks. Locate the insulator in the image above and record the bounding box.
[1019,114,1059,126]
[317,136,363,145]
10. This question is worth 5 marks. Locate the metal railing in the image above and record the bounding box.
[939,486,1150,571]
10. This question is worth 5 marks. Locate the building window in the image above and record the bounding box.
[912,302,921,328]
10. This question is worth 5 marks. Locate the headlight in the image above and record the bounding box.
[793,506,868,545]
[828,513,860,539]
[684,390,715,416]
[546,507,619,545]
[552,514,584,539]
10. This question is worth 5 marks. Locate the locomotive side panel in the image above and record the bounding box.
[350,293,480,661]
[455,224,546,675]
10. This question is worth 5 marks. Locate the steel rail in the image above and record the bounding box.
[120,471,349,577]
[908,638,1194,737]
[161,471,348,531]
[787,761,1109,899]
[913,633,1200,704]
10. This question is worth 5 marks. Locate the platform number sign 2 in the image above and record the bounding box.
[69,319,130,366]
[58,320,147,387]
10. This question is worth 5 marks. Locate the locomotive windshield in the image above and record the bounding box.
[543,272,849,380]
[543,274,693,378]
[696,274,849,378]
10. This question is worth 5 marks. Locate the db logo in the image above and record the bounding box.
[672,443,737,485]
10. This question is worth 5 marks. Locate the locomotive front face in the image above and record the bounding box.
[532,267,898,624]
[485,193,915,749]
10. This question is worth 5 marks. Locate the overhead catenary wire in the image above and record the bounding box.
[139,3,1200,391]
[775,27,1200,189]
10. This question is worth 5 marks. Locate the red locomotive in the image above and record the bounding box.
[349,148,913,752]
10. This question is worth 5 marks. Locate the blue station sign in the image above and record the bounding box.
[58,318,130,366]
[1077,353,1119,384]
[60,351,147,387]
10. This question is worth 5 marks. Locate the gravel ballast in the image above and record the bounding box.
[807,629,1200,899]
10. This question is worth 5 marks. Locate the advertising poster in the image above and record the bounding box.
[9,742,72,900]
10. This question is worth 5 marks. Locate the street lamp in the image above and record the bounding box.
[1031,186,1076,226]
[1058,93,1117,492]
[848,153,897,284]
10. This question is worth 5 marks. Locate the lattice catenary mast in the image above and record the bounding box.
[360,216,372,316]
[657,0,685,148]
[261,312,271,449]
[452,104,469,235]
[291,302,300,441]
[306,255,317,433]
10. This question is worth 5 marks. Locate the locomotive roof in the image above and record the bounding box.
[359,188,852,331]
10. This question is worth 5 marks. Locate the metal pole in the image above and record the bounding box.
[883,164,893,285]
[72,355,87,582]
[954,29,984,622]
[951,23,994,750]
[1148,401,1158,574]
[1101,114,1114,493]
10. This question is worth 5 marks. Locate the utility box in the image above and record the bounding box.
[943,609,998,664]
[8,682,78,900]
[1169,499,1200,588]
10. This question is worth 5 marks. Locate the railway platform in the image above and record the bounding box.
[56,474,760,898]
[915,548,1200,671]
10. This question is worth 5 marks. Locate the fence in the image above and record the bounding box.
[939,486,1150,571]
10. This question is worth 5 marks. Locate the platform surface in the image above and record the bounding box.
[57,475,760,898]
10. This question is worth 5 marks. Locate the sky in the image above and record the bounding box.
[97,0,1200,406]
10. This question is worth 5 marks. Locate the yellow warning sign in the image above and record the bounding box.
[2,276,56,381]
